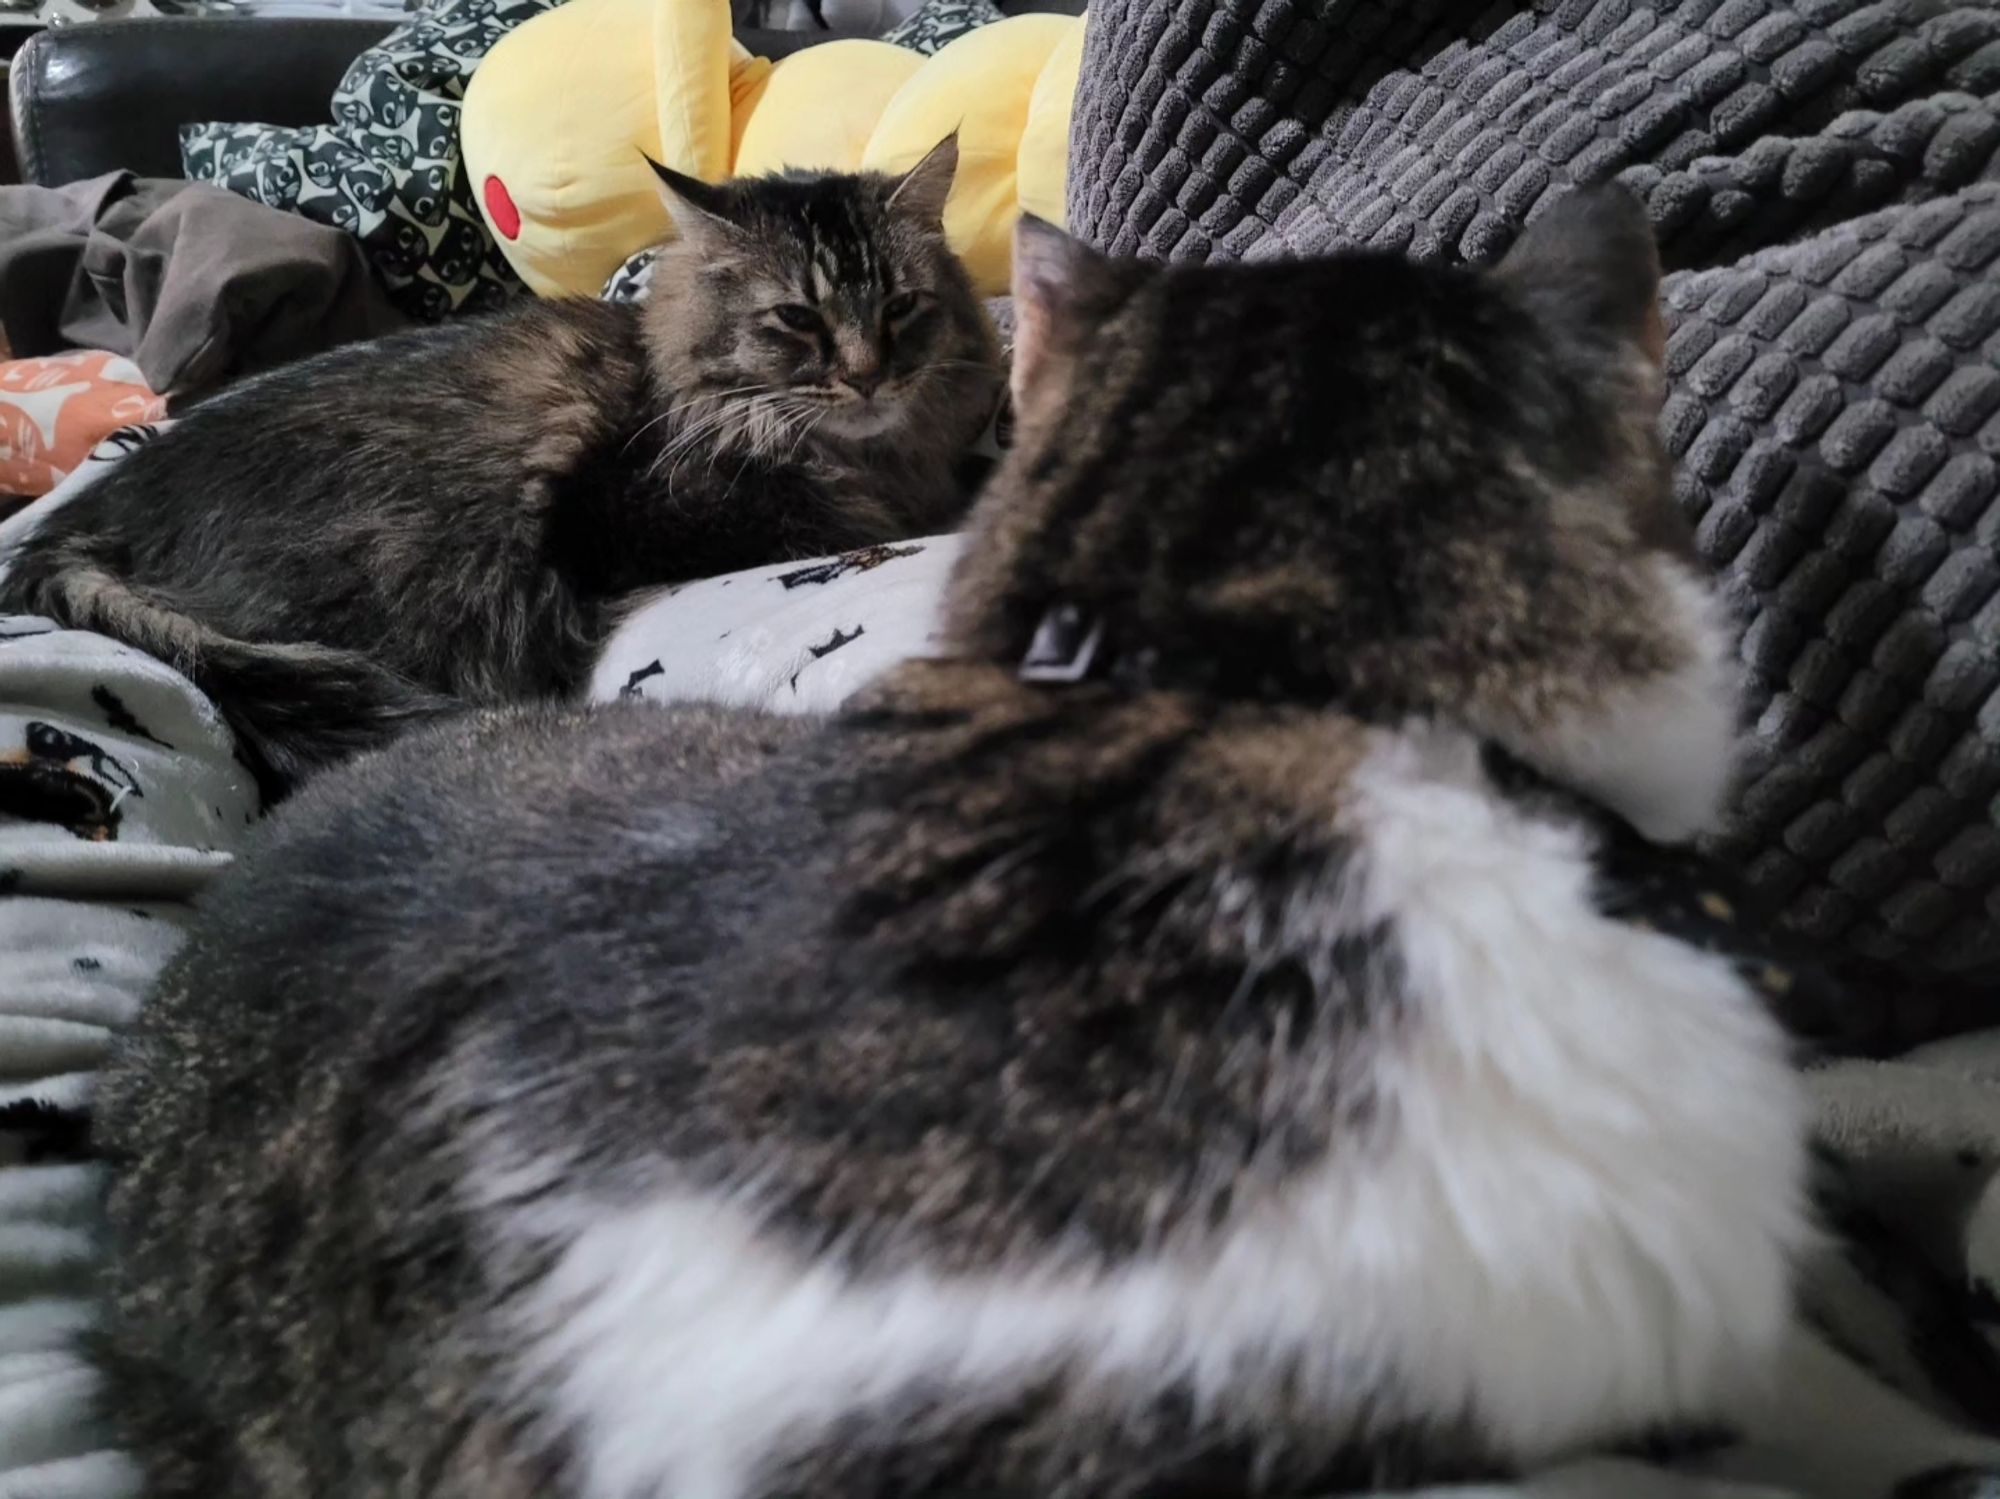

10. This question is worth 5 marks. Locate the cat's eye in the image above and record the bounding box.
[883,290,924,322]
[772,304,823,333]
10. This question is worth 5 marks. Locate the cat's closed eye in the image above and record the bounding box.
[883,290,924,324]
[771,304,823,334]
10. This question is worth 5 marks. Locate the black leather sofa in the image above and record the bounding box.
[7,2,1082,189]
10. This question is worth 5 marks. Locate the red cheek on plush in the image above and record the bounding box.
[484,176,522,241]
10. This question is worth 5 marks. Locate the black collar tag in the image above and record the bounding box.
[1018,603,1105,684]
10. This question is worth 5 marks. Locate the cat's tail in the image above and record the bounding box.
[22,562,458,795]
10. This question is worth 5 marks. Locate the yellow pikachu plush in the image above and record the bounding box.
[460,0,1083,300]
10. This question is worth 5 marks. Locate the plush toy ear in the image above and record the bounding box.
[886,132,959,227]
[644,153,741,244]
[1498,185,1665,367]
[1010,214,1124,413]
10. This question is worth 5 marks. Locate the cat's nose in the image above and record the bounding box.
[842,366,884,400]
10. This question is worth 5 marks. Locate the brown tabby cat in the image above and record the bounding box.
[90,191,1807,1498]
[0,139,999,795]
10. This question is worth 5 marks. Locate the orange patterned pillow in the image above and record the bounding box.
[0,351,168,499]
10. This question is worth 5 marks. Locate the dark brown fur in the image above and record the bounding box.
[966,196,1685,739]
[0,149,999,795]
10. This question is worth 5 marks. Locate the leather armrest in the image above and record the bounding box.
[9,17,396,187]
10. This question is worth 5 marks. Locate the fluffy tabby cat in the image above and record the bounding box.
[0,140,998,794]
[92,192,1810,1497]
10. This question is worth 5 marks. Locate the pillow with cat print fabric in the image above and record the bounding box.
[601,245,660,305]
[881,0,1004,54]
[181,0,554,322]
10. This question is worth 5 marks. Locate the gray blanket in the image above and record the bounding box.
[1067,0,2000,968]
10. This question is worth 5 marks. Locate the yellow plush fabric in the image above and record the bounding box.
[726,50,776,169]
[652,0,736,181]
[860,12,1073,292]
[1016,17,1085,227]
[460,0,1082,300]
[461,0,705,298]
[734,41,923,178]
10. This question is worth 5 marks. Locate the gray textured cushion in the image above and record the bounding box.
[1667,186,2000,963]
[1065,0,2000,963]
[1068,1,2000,267]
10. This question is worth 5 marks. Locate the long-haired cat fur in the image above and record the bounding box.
[0,139,998,795]
[90,192,1810,1498]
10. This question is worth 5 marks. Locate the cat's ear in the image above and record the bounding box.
[885,132,959,228]
[1497,185,1665,368]
[644,154,741,245]
[1010,215,1125,413]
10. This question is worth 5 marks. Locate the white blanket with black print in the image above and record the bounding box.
[1,432,1998,1499]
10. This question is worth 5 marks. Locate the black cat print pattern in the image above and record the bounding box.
[182,0,554,321]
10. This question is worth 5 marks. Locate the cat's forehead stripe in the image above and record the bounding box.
[794,199,887,300]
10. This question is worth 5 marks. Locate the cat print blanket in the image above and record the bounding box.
[0,431,1998,1498]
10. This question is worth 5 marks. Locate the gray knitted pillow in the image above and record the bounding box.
[1067,1,2000,269]
[1665,186,2000,962]
[1064,0,2000,961]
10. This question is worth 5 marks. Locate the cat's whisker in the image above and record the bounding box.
[781,404,825,466]
[659,417,736,487]
[755,395,817,463]
[721,396,788,468]
[659,389,800,488]
[652,419,722,479]
[624,385,775,457]
[654,391,782,476]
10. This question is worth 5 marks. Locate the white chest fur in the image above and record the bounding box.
[497,730,1809,1499]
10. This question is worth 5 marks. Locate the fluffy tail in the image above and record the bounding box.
[21,563,457,795]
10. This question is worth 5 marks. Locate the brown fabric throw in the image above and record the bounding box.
[0,170,405,404]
